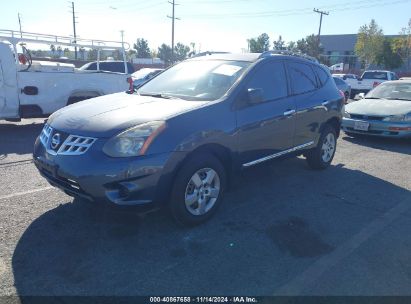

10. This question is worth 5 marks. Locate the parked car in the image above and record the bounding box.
[349,70,398,99]
[79,60,135,74]
[333,76,351,102]
[342,80,411,138]
[33,52,343,226]
[333,73,358,80]
[131,68,164,89]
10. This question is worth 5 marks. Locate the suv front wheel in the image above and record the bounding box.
[169,153,226,226]
[305,124,337,170]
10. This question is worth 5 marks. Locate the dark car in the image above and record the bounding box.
[131,68,164,89]
[333,76,351,102]
[79,60,135,74]
[33,52,343,226]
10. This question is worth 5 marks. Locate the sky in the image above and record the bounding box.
[0,0,410,53]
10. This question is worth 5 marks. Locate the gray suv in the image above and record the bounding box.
[34,52,343,225]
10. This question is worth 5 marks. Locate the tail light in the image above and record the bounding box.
[373,81,381,88]
[127,77,134,91]
[339,90,347,104]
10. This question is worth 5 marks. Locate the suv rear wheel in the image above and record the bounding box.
[306,124,337,170]
[169,153,226,226]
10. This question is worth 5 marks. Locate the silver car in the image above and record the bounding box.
[342,80,411,138]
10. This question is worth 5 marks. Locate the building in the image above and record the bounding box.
[319,34,408,72]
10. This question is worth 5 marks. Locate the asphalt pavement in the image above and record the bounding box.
[0,117,410,297]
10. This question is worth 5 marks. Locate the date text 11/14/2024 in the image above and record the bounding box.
[149,297,258,303]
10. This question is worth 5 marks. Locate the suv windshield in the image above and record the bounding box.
[366,82,411,101]
[138,60,251,101]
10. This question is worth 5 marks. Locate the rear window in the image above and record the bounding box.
[313,65,330,86]
[288,62,318,94]
[362,72,388,80]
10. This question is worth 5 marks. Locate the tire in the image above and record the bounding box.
[169,153,226,226]
[306,124,337,170]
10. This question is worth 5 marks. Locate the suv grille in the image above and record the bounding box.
[39,124,96,155]
[350,114,385,121]
[57,135,96,155]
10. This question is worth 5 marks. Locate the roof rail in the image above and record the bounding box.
[190,51,230,58]
[259,50,319,63]
[0,29,129,50]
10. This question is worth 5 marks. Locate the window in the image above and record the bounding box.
[313,65,329,86]
[288,62,317,94]
[362,71,388,80]
[246,61,288,102]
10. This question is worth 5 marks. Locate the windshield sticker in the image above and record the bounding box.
[212,64,242,76]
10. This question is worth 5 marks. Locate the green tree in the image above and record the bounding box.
[392,18,411,70]
[286,41,297,52]
[63,48,70,58]
[273,35,285,50]
[134,38,151,58]
[355,19,384,68]
[248,33,270,52]
[87,48,98,60]
[377,38,403,69]
[296,34,323,59]
[158,44,173,66]
[174,42,190,61]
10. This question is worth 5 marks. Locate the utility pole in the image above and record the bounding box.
[18,13,23,37]
[70,1,78,59]
[313,8,329,47]
[167,0,180,64]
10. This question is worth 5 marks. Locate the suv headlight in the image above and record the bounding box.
[383,113,411,122]
[343,109,351,118]
[103,121,166,157]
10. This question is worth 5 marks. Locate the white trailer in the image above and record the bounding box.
[0,29,131,120]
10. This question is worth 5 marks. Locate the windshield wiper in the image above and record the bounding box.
[364,97,381,99]
[138,92,180,100]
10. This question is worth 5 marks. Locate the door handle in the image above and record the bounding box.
[283,109,296,116]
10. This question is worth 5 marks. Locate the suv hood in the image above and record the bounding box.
[48,92,208,137]
[346,98,411,116]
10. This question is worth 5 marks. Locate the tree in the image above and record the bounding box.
[133,38,151,58]
[174,42,190,61]
[355,19,384,68]
[157,44,173,65]
[273,35,285,50]
[63,48,70,58]
[79,47,86,60]
[286,41,297,52]
[296,34,323,58]
[377,38,403,69]
[247,33,270,52]
[88,48,98,60]
[189,42,196,57]
[50,44,56,57]
[392,18,411,70]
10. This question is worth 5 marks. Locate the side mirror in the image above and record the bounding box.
[247,88,264,104]
[358,93,365,99]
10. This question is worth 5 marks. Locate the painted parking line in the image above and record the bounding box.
[0,187,54,201]
[274,196,411,295]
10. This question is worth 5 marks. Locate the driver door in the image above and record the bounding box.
[0,43,19,118]
[235,60,296,166]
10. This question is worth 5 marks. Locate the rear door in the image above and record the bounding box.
[286,60,326,147]
[235,60,296,166]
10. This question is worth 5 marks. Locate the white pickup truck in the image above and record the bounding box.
[0,30,131,121]
[348,70,399,99]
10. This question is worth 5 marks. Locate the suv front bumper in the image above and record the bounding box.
[33,137,185,207]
